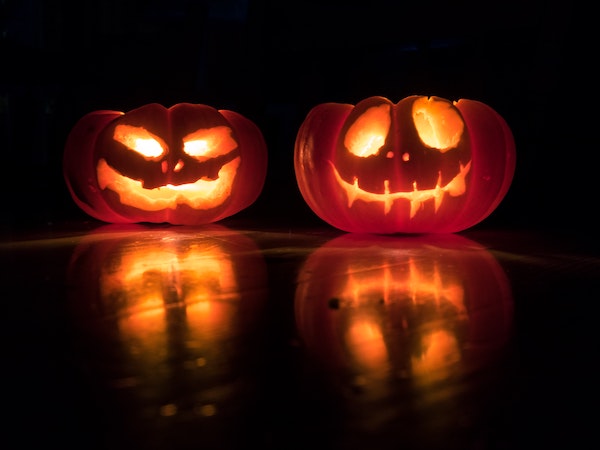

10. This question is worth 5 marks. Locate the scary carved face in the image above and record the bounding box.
[96,104,241,213]
[63,103,268,225]
[332,96,471,219]
[294,95,516,234]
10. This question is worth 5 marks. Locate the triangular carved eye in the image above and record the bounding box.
[113,125,167,159]
[412,97,464,152]
[183,126,238,161]
[345,103,391,157]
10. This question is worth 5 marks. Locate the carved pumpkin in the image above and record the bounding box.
[295,233,514,386]
[294,95,516,234]
[66,224,268,426]
[63,103,268,225]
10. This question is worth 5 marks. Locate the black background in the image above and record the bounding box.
[1,0,593,231]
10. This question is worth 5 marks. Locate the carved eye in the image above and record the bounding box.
[412,97,464,152]
[344,104,391,157]
[113,125,167,159]
[183,126,238,161]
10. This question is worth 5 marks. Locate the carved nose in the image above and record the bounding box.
[161,159,184,173]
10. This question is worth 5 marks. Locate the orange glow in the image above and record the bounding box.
[407,258,466,314]
[344,104,391,157]
[119,306,168,368]
[330,159,471,216]
[96,156,241,211]
[293,94,516,233]
[100,243,240,317]
[338,255,468,382]
[411,329,461,384]
[183,126,238,160]
[338,256,466,314]
[346,318,389,373]
[98,240,241,374]
[113,124,167,159]
[412,97,464,151]
[317,253,468,382]
[295,233,514,393]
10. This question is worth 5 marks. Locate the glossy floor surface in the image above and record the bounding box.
[2,220,597,450]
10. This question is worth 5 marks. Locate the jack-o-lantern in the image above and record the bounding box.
[295,233,514,445]
[295,233,514,389]
[63,103,268,225]
[294,95,516,234]
[66,224,268,431]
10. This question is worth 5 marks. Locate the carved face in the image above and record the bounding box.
[97,105,242,213]
[333,96,471,217]
[64,103,268,225]
[294,96,516,234]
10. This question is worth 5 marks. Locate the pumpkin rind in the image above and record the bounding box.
[64,103,268,225]
[294,95,516,234]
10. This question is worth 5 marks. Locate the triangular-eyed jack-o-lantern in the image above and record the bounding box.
[63,103,268,225]
[294,95,516,234]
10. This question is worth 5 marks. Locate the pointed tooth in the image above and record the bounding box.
[384,180,392,215]
[347,177,359,207]
[434,188,444,212]
[410,200,420,218]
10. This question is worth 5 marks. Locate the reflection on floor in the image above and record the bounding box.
[1,222,597,450]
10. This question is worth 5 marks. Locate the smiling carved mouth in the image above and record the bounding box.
[96,157,241,211]
[330,160,471,218]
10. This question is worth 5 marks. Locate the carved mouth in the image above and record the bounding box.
[96,157,241,211]
[330,160,471,218]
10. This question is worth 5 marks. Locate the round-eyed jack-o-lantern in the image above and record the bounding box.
[294,96,516,234]
[63,103,268,225]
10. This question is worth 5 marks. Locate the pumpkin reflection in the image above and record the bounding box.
[66,224,267,429]
[295,233,514,391]
[99,237,240,324]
